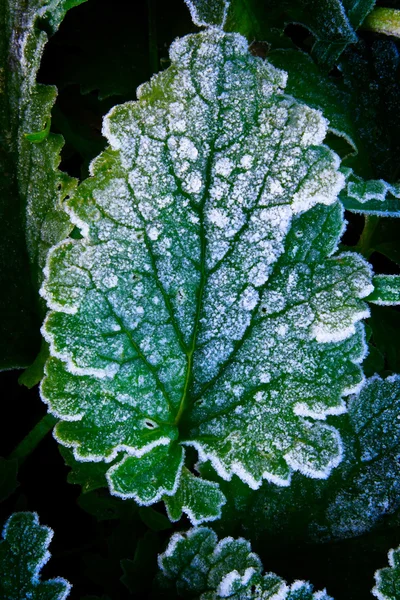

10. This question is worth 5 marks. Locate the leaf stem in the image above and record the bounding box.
[8,414,57,465]
[356,215,379,259]
[362,7,400,38]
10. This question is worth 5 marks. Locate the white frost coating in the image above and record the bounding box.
[293,400,347,420]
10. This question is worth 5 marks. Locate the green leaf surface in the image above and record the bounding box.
[373,545,400,600]
[164,467,226,525]
[158,527,333,598]
[40,28,372,520]
[363,7,400,39]
[368,276,400,305]
[0,512,71,600]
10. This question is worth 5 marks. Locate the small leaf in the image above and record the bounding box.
[184,0,230,28]
[340,170,400,217]
[121,531,162,595]
[363,8,400,39]
[107,444,184,504]
[0,512,71,600]
[368,276,400,306]
[59,446,110,493]
[18,341,50,388]
[158,527,333,598]
[373,545,400,600]
[164,467,226,525]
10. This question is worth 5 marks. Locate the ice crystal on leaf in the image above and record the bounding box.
[158,527,333,599]
[40,25,373,520]
[0,512,71,600]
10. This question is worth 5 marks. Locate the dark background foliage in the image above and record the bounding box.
[2,0,400,598]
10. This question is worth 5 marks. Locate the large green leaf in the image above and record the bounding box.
[0,512,71,600]
[158,527,333,598]
[40,27,372,520]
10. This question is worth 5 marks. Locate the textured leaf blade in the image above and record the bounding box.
[107,443,184,503]
[41,29,372,516]
[158,527,333,599]
[0,512,71,600]
[164,467,226,525]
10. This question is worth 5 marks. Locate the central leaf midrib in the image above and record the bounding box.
[174,40,229,425]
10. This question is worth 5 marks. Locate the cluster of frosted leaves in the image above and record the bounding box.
[373,545,400,600]
[0,512,71,600]
[207,374,400,543]
[158,527,333,599]
[40,27,372,515]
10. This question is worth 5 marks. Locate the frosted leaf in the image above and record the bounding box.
[158,527,333,599]
[41,28,371,517]
[0,512,71,600]
[340,169,400,217]
[5,0,86,288]
[373,545,400,600]
[184,0,230,28]
[1,0,84,369]
[164,467,226,525]
[367,276,400,306]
